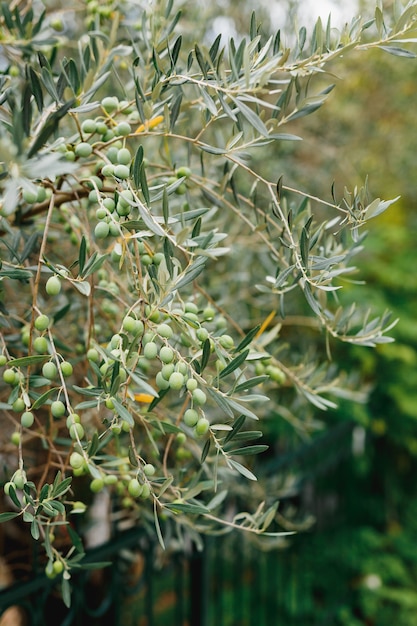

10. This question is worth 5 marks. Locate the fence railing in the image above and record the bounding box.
[0,421,356,626]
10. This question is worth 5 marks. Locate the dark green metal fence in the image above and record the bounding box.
[0,528,355,626]
[0,421,356,626]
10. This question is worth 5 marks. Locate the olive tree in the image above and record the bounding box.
[0,0,416,605]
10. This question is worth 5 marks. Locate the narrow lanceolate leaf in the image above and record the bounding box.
[194,44,208,78]
[234,325,260,353]
[0,511,20,522]
[300,225,309,269]
[111,398,134,427]
[27,99,75,157]
[228,459,257,481]
[29,67,44,112]
[303,283,321,316]
[201,439,211,464]
[154,500,165,550]
[199,86,218,116]
[165,502,210,515]
[200,338,211,372]
[52,477,72,498]
[133,144,143,189]
[140,163,150,204]
[0,268,33,280]
[169,91,183,131]
[218,349,250,380]
[224,414,246,444]
[7,354,49,367]
[78,236,87,276]
[174,257,206,291]
[378,45,416,58]
[163,237,174,277]
[230,96,269,137]
[228,444,268,456]
[31,387,60,409]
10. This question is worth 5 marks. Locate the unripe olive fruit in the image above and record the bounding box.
[101,164,114,177]
[186,378,198,392]
[155,371,170,390]
[196,327,209,342]
[192,388,207,406]
[89,189,100,203]
[195,417,210,436]
[104,474,118,485]
[176,166,192,178]
[21,411,35,428]
[161,363,175,380]
[113,164,130,179]
[69,422,85,440]
[176,432,187,445]
[140,483,151,499]
[94,221,110,239]
[101,96,119,113]
[115,121,131,136]
[157,323,173,339]
[22,188,39,204]
[96,207,107,220]
[45,275,61,296]
[34,314,50,331]
[0,354,7,366]
[73,465,87,477]
[116,202,130,217]
[169,371,184,390]
[123,316,143,334]
[184,302,199,315]
[70,452,84,469]
[3,368,16,384]
[12,397,26,412]
[42,362,58,380]
[90,477,105,493]
[72,501,87,512]
[81,118,97,134]
[33,336,48,354]
[87,348,100,363]
[11,431,21,446]
[51,400,66,417]
[266,365,286,384]
[50,18,64,31]
[219,334,234,349]
[143,463,155,477]
[105,397,115,410]
[117,148,131,165]
[175,183,187,195]
[141,254,152,266]
[75,142,93,158]
[13,470,26,490]
[4,481,14,496]
[177,362,188,376]
[128,478,143,497]
[102,197,115,212]
[106,146,119,163]
[159,346,174,364]
[66,413,80,427]
[45,561,57,579]
[60,361,73,378]
[53,560,64,575]
[215,316,227,329]
[184,408,199,427]
[143,341,158,360]
[202,306,215,321]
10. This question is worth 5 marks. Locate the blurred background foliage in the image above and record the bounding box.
[186,0,417,623]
